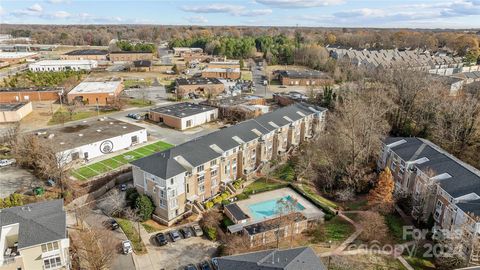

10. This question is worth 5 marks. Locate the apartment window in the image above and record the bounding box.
[197,165,205,172]
[159,199,166,208]
[210,160,217,166]
[186,184,189,193]
[169,198,178,208]
[233,148,237,154]
[198,175,205,183]
[41,242,59,253]
[160,190,165,198]
[199,185,205,193]
[43,256,62,269]
[212,179,217,187]
[186,120,192,127]
[170,178,174,185]
[211,169,218,177]
[169,189,177,197]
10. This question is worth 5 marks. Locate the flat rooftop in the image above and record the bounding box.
[35,118,145,151]
[65,49,108,56]
[203,68,240,73]
[69,81,122,94]
[176,77,222,86]
[151,102,216,118]
[0,102,28,111]
[205,95,264,107]
[0,52,38,59]
[279,70,330,79]
[110,51,152,54]
[30,60,97,66]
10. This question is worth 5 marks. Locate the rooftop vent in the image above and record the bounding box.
[122,126,127,129]
[47,134,55,139]
[60,142,65,145]
[109,122,114,125]
[78,134,83,137]
[96,129,102,132]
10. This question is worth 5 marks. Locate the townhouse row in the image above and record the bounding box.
[378,137,480,265]
[131,103,327,226]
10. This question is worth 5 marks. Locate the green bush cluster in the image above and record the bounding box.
[117,40,156,53]
[125,188,154,221]
[0,193,24,208]
[205,201,214,209]
[236,193,249,200]
[204,226,217,241]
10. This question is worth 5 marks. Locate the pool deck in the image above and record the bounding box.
[236,187,325,222]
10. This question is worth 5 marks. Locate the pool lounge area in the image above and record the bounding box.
[227,187,325,233]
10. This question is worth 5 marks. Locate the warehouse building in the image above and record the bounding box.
[0,87,62,102]
[175,77,224,98]
[109,51,153,62]
[0,102,32,123]
[60,49,108,61]
[202,67,241,80]
[0,52,38,64]
[36,118,147,164]
[149,102,218,130]
[28,60,98,72]
[67,80,124,105]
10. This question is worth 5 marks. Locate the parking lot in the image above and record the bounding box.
[0,166,39,198]
[145,228,219,270]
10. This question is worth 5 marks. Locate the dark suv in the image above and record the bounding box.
[155,232,168,246]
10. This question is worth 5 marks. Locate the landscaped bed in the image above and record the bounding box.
[116,218,147,254]
[71,140,173,180]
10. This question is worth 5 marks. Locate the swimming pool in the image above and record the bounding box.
[248,195,306,220]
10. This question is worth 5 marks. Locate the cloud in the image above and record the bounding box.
[255,0,344,8]
[0,6,5,16]
[51,10,70,18]
[186,15,208,24]
[334,8,386,18]
[181,4,272,17]
[28,3,43,13]
[47,0,71,3]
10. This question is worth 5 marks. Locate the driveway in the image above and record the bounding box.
[0,166,39,198]
[143,231,219,270]
[84,208,135,270]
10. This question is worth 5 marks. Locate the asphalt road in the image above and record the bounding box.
[251,61,272,98]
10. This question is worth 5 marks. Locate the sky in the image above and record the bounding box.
[0,0,480,29]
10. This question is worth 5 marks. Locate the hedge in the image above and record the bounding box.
[289,183,336,216]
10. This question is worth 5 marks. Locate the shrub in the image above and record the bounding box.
[213,196,223,204]
[204,226,217,241]
[324,213,334,221]
[0,193,24,208]
[236,193,249,200]
[220,192,230,200]
[135,195,154,221]
[205,201,214,209]
[126,188,139,208]
[221,200,230,206]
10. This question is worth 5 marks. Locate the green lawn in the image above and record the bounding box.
[243,178,289,195]
[404,256,436,270]
[48,107,116,125]
[241,71,253,81]
[324,216,355,242]
[72,140,173,180]
[385,213,411,242]
[116,218,147,254]
[272,163,295,182]
[301,185,338,209]
[127,98,153,107]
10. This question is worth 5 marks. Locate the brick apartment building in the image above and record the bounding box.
[202,68,241,80]
[278,70,333,86]
[175,77,224,98]
[131,103,327,226]
[109,51,153,62]
[67,81,123,105]
[60,49,108,61]
[378,137,480,265]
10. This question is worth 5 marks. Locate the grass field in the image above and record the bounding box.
[71,140,173,180]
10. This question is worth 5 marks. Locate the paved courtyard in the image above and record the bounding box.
[0,166,39,198]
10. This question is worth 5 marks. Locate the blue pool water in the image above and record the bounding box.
[248,195,305,220]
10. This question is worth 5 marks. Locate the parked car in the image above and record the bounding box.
[122,240,133,254]
[127,113,143,120]
[109,219,119,230]
[211,258,218,270]
[120,184,127,191]
[180,227,193,238]
[199,261,212,270]
[185,264,197,270]
[155,232,168,246]
[169,230,182,242]
[0,159,15,167]
[192,224,203,237]
[46,179,56,187]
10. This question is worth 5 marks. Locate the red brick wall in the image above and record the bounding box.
[0,91,60,102]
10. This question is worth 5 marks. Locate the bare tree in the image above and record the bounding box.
[75,227,118,270]
[123,207,142,245]
[358,211,388,243]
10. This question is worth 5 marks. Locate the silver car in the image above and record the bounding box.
[122,240,133,254]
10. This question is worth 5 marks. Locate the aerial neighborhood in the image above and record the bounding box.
[0,3,480,270]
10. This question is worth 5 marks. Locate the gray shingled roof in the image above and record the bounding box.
[225,203,249,221]
[132,103,324,179]
[216,246,326,270]
[0,199,66,249]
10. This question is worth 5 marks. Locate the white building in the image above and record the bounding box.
[149,103,218,130]
[28,60,98,72]
[36,118,147,164]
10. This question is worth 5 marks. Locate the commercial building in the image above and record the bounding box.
[28,60,97,72]
[131,103,327,225]
[0,200,69,270]
[130,60,152,72]
[60,49,108,61]
[202,68,241,80]
[36,118,147,165]
[175,77,224,98]
[273,92,309,106]
[0,52,38,64]
[378,137,480,265]
[173,47,203,57]
[207,60,240,69]
[67,81,124,105]
[149,103,218,130]
[215,246,326,270]
[202,95,267,121]
[109,51,153,62]
[278,70,332,86]
[0,87,62,103]
[0,102,32,123]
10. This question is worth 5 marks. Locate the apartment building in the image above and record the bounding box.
[132,103,327,225]
[0,200,69,270]
[378,137,480,265]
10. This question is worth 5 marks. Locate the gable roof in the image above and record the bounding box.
[0,199,66,249]
[132,103,324,179]
[216,247,326,270]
